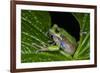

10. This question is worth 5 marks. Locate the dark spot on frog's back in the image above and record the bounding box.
[49,12,80,41]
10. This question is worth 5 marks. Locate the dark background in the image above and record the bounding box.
[49,12,80,41]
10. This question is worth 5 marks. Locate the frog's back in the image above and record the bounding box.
[60,28,77,46]
[61,37,76,55]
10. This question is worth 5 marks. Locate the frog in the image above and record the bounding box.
[34,24,77,55]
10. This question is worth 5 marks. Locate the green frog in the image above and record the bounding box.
[35,24,77,55]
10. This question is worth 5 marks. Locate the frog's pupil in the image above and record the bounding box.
[55,28,60,33]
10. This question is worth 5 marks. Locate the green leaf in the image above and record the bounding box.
[21,10,90,62]
[72,13,90,60]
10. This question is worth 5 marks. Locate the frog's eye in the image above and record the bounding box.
[55,28,60,33]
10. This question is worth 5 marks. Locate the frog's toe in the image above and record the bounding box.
[35,50,40,53]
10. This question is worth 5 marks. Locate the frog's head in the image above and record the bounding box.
[49,24,62,39]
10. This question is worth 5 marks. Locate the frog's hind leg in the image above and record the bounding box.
[32,43,48,53]
[36,48,48,53]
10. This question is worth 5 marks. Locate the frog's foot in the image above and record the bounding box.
[35,50,44,54]
[34,50,40,54]
[35,50,42,53]
[36,48,48,53]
